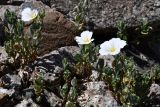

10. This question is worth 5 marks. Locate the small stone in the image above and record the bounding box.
[0,88,14,96]
[43,72,61,90]
[0,74,22,90]
[0,47,8,62]
[90,70,99,81]
[44,89,62,107]
[15,98,39,107]
[22,88,35,99]
[148,83,160,97]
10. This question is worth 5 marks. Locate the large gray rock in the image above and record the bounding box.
[50,0,160,29]
[30,46,79,72]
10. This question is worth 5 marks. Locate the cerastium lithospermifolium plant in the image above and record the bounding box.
[74,0,90,30]
[59,31,98,106]
[137,19,152,36]
[4,7,45,68]
[62,58,72,82]
[98,38,141,106]
[74,30,98,78]
[32,69,45,103]
[135,19,153,45]
[60,58,78,106]
[116,21,128,41]
[65,77,78,107]
[59,66,78,107]
[98,38,160,106]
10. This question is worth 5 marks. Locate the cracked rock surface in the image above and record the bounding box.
[50,0,160,29]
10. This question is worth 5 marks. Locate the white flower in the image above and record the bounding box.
[99,38,127,56]
[75,31,94,44]
[21,7,38,22]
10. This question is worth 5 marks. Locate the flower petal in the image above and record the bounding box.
[81,31,93,38]
[21,7,38,22]
[99,38,126,56]
[99,48,109,56]
[100,41,111,49]
[75,36,84,44]
[110,38,126,49]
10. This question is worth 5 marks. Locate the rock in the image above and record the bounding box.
[30,68,62,92]
[40,9,76,55]
[0,47,8,62]
[43,73,60,86]
[31,50,63,73]
[0,47,9,77]
[77,81,118,107]
[148,83,160,96]
[22,88,35,99]
[31,46,79,72]
[0,88,15,106]
[44,89,62,107]
[28,46,79,90]
[0,93,8,106]
[0,61,12,78]
[0,0,24,4]
[58,46,80,59]
[49,0,160,29]
[15,98,39,107]
[20,1,50,11]
[0,82,22,104]
[90,70,99,81]
[0,88,14,96]
[0,74,22,90]
[27,46,79,93]
[148,83,160,106]
[0,5,19,20]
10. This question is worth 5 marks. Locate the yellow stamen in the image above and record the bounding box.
[108,47,116,52]
[30,12,37,19]
[84,37,90,43]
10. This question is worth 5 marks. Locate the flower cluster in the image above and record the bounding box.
[75,30,127,56]
[4,7,44,68]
